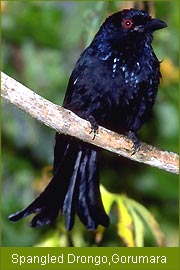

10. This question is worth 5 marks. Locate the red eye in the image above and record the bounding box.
[122,19,133,29]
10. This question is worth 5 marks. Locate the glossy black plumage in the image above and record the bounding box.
[9,9,167,230]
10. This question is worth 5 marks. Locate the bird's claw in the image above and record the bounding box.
[126,131,141,155]
[88,116,99,140]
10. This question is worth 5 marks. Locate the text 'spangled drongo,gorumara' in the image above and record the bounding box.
[9,9,167,230]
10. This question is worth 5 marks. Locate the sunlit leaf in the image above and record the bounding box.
[128,198,165,246]
[117,196,135,247]
[100,186,165,247]
[100,186,135,247]
[96,185,115,243]
[100,185,115,214]
[124,198,145,247]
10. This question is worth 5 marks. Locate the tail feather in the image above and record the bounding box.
[9,143,74,227]
[62,150,82,230]
[86,150,109,227]
[77,151,98,230]
[9,137,109,230]
[9,164,67,227]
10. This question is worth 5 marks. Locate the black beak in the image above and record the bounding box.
[146,18,167,32]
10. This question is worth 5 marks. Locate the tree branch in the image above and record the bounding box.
[1,72,179,175]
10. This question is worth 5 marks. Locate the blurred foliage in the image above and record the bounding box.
[100,186,165,247]
[1,1,179,247]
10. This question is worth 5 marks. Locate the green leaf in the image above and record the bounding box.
[100,185,165,247]
[124,197,145,247]
[128,198,165,246]
[116,196,135,247]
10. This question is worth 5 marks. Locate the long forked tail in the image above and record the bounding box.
[9,137,109,230]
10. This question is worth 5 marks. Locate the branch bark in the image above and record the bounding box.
[1,72,179,175]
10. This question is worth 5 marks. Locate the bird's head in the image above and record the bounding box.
[99,9,167,42]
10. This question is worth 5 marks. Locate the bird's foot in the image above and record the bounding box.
[126,131,141,155]
[88,116,99,140]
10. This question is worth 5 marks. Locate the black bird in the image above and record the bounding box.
[9,9,167,230]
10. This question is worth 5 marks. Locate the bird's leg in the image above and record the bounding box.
[126,131,141,155]
[88,115,99,140]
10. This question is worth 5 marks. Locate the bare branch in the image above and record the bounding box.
[1,72,179,174]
